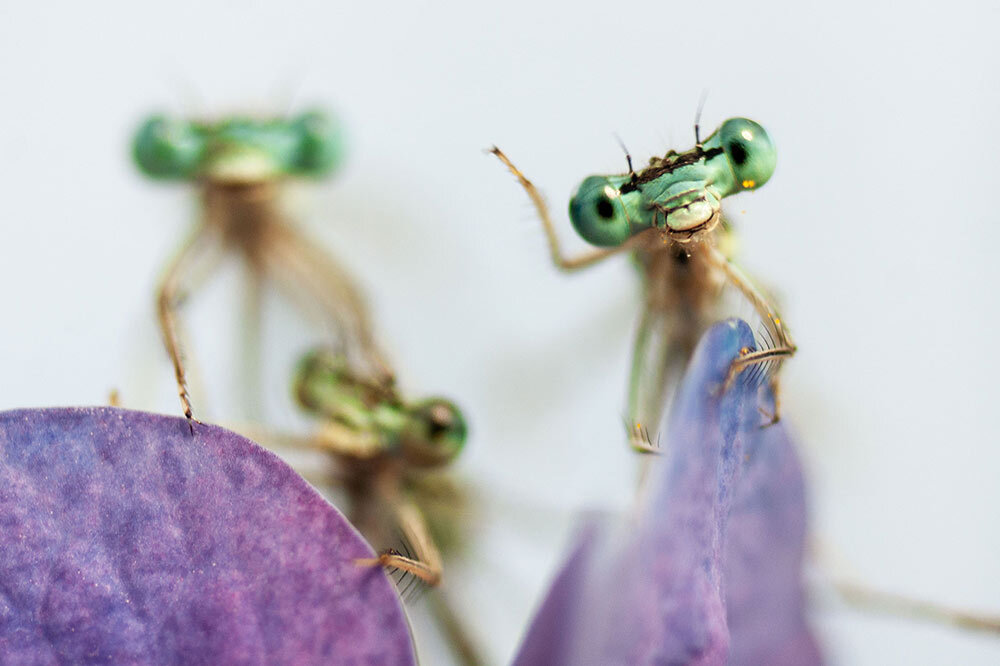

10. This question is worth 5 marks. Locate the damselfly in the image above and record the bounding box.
[259,348,482,665]
[133,111,392,427]
[492,117,793,451]
[496,118,1000,640]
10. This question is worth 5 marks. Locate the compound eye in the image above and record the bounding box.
[289,110,343,176]
[568,176,631,247]
[595,196,615,220]
[132,116,205,180]
[718,118,776,191]
[415,399,467,458]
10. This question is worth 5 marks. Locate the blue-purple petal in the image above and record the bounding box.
[514,319,821,665]
[0,407,415,665]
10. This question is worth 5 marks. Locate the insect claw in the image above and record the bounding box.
[758,411,781,429]
[629,422,661,454]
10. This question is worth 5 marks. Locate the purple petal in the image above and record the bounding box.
[0,407,415,665]
[514,319,822,665]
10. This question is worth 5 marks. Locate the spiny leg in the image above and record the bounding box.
[357,547,441,587]
[158,282,193,427]
[705,245,796,418]
[355,501,443,586]
[248,428,484,663]
[236,425,427,576]
[490,146,627,271]
[156,226,225,429]
[723,345,796,424]
[233,429,449,597]
[626,307,685,453]
[377,502,484,666]
[705,244,796,350]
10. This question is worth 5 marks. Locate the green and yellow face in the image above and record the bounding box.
[567,118,776,246]
[132,110,343,184]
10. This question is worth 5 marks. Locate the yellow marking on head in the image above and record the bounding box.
[774,318,781,325]
[742,179,756,189]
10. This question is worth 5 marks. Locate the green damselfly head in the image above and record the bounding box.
[132,110,343,183]
[293,348,467,467]
[567,118,776,246]
[493,115,793,450]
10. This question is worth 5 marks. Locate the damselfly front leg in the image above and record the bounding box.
[703,245,797,425]
[490,147,631,271]
[155,224,228,428]
[356,501,443,586]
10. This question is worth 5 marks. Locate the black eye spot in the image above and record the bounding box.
[429,419,448,440]
[595,198,615,220]
[426,405,453,440]
[728,141,748,166]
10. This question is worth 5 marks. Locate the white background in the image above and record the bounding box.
[1,1,998,664]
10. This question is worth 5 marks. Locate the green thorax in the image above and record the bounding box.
[132,110,343,184]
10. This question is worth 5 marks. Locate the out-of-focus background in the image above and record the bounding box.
[1,2,998,663]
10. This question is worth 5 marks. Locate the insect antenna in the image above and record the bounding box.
[693,90,709,149]
[614,133,639,185]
